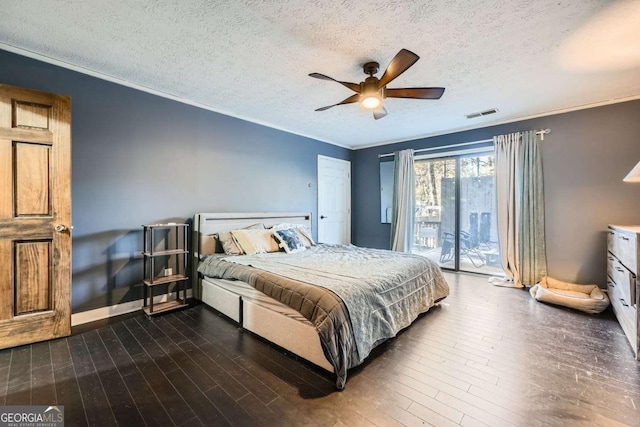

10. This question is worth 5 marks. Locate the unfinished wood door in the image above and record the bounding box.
[0,84,71,348]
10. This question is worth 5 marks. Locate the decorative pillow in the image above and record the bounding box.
[215,223,265,255]
[217,231,243,255]
[200,234,222,257]
[231,229,280,255]
[270,223,315,247]
[273,228,306,253]
[294,227,315,247]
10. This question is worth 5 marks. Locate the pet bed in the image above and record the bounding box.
[529,276,610,314]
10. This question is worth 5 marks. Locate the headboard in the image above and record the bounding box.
[191,212,312,298]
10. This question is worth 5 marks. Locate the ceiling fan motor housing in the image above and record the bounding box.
[361,76,384,99]
[363,61,380,76]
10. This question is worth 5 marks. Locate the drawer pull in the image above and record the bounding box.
[620,298,629,307]
[615,267,624,272]
[620,236,630,241]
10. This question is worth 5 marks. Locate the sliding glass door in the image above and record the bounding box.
[458,153,501,274]
[413,152,502,275]
[413,158,456,269]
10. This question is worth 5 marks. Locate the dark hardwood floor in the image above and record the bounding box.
[1,272,639,426]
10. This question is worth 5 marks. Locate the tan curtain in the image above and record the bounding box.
[493,131,547,287]
[390,149,415,252]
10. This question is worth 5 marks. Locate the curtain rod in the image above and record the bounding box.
[378,128,551,158]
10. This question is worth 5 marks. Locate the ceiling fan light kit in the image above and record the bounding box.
[360,64,384,109]
[361,94,383,109]
[309,49,445,120]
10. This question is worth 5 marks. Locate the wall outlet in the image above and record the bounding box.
[163,268,173,277]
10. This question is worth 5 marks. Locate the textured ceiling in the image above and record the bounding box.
[1,0,639,149]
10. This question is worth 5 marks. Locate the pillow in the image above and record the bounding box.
[200,234,222,257]
[231,229,280,255]
[216,223,265,255]
[295,227,315,247]
[273,228,306,253]
[270,223,315,247]
[217,231,243,255]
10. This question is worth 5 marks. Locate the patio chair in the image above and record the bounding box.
[460,230,485,268]
[439,232,455,263]
[439,231,486,268]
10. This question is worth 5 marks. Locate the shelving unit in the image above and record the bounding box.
[142,223,189,316]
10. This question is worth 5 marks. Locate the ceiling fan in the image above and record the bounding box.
[309,49,445,120]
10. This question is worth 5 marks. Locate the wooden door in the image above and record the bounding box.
[0,84,71,349]
[317,156,351,244]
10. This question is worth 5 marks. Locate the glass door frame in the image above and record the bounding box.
[453,157,461,271]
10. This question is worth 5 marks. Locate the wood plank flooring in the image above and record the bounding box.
[0,272,639,426]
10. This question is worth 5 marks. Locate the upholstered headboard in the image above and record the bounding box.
[191,212,312,298]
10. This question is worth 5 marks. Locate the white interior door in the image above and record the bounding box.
[317,156,351,244]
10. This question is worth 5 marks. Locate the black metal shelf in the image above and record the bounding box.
[142,223,189,316]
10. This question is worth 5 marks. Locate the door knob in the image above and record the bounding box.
[320,215,328,219]
[54,224,67,232]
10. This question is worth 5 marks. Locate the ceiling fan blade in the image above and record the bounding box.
[309,73,360,93]
[315,94,361,111]
[377,49,420,88]
[385,87,445,99]
[373,106,388,120]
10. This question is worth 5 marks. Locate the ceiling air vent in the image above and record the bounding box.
[466,108,499,119]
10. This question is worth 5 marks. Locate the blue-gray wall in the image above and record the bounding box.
[3,47,638,310]
[353,100,640,286]
[0,49,350,313]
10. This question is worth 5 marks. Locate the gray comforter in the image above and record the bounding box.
[198,244,449,388]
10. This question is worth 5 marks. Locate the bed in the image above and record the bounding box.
[192,212,449,388]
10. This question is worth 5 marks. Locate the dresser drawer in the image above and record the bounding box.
[610,257,635,307]
[607,253,616,280]
[608,230,618,258]
[614,229,638,274]
[610,282,638,354]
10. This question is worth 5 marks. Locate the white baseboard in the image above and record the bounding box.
[71,289,193,326]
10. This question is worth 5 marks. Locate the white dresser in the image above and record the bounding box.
[607,225,640,359]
